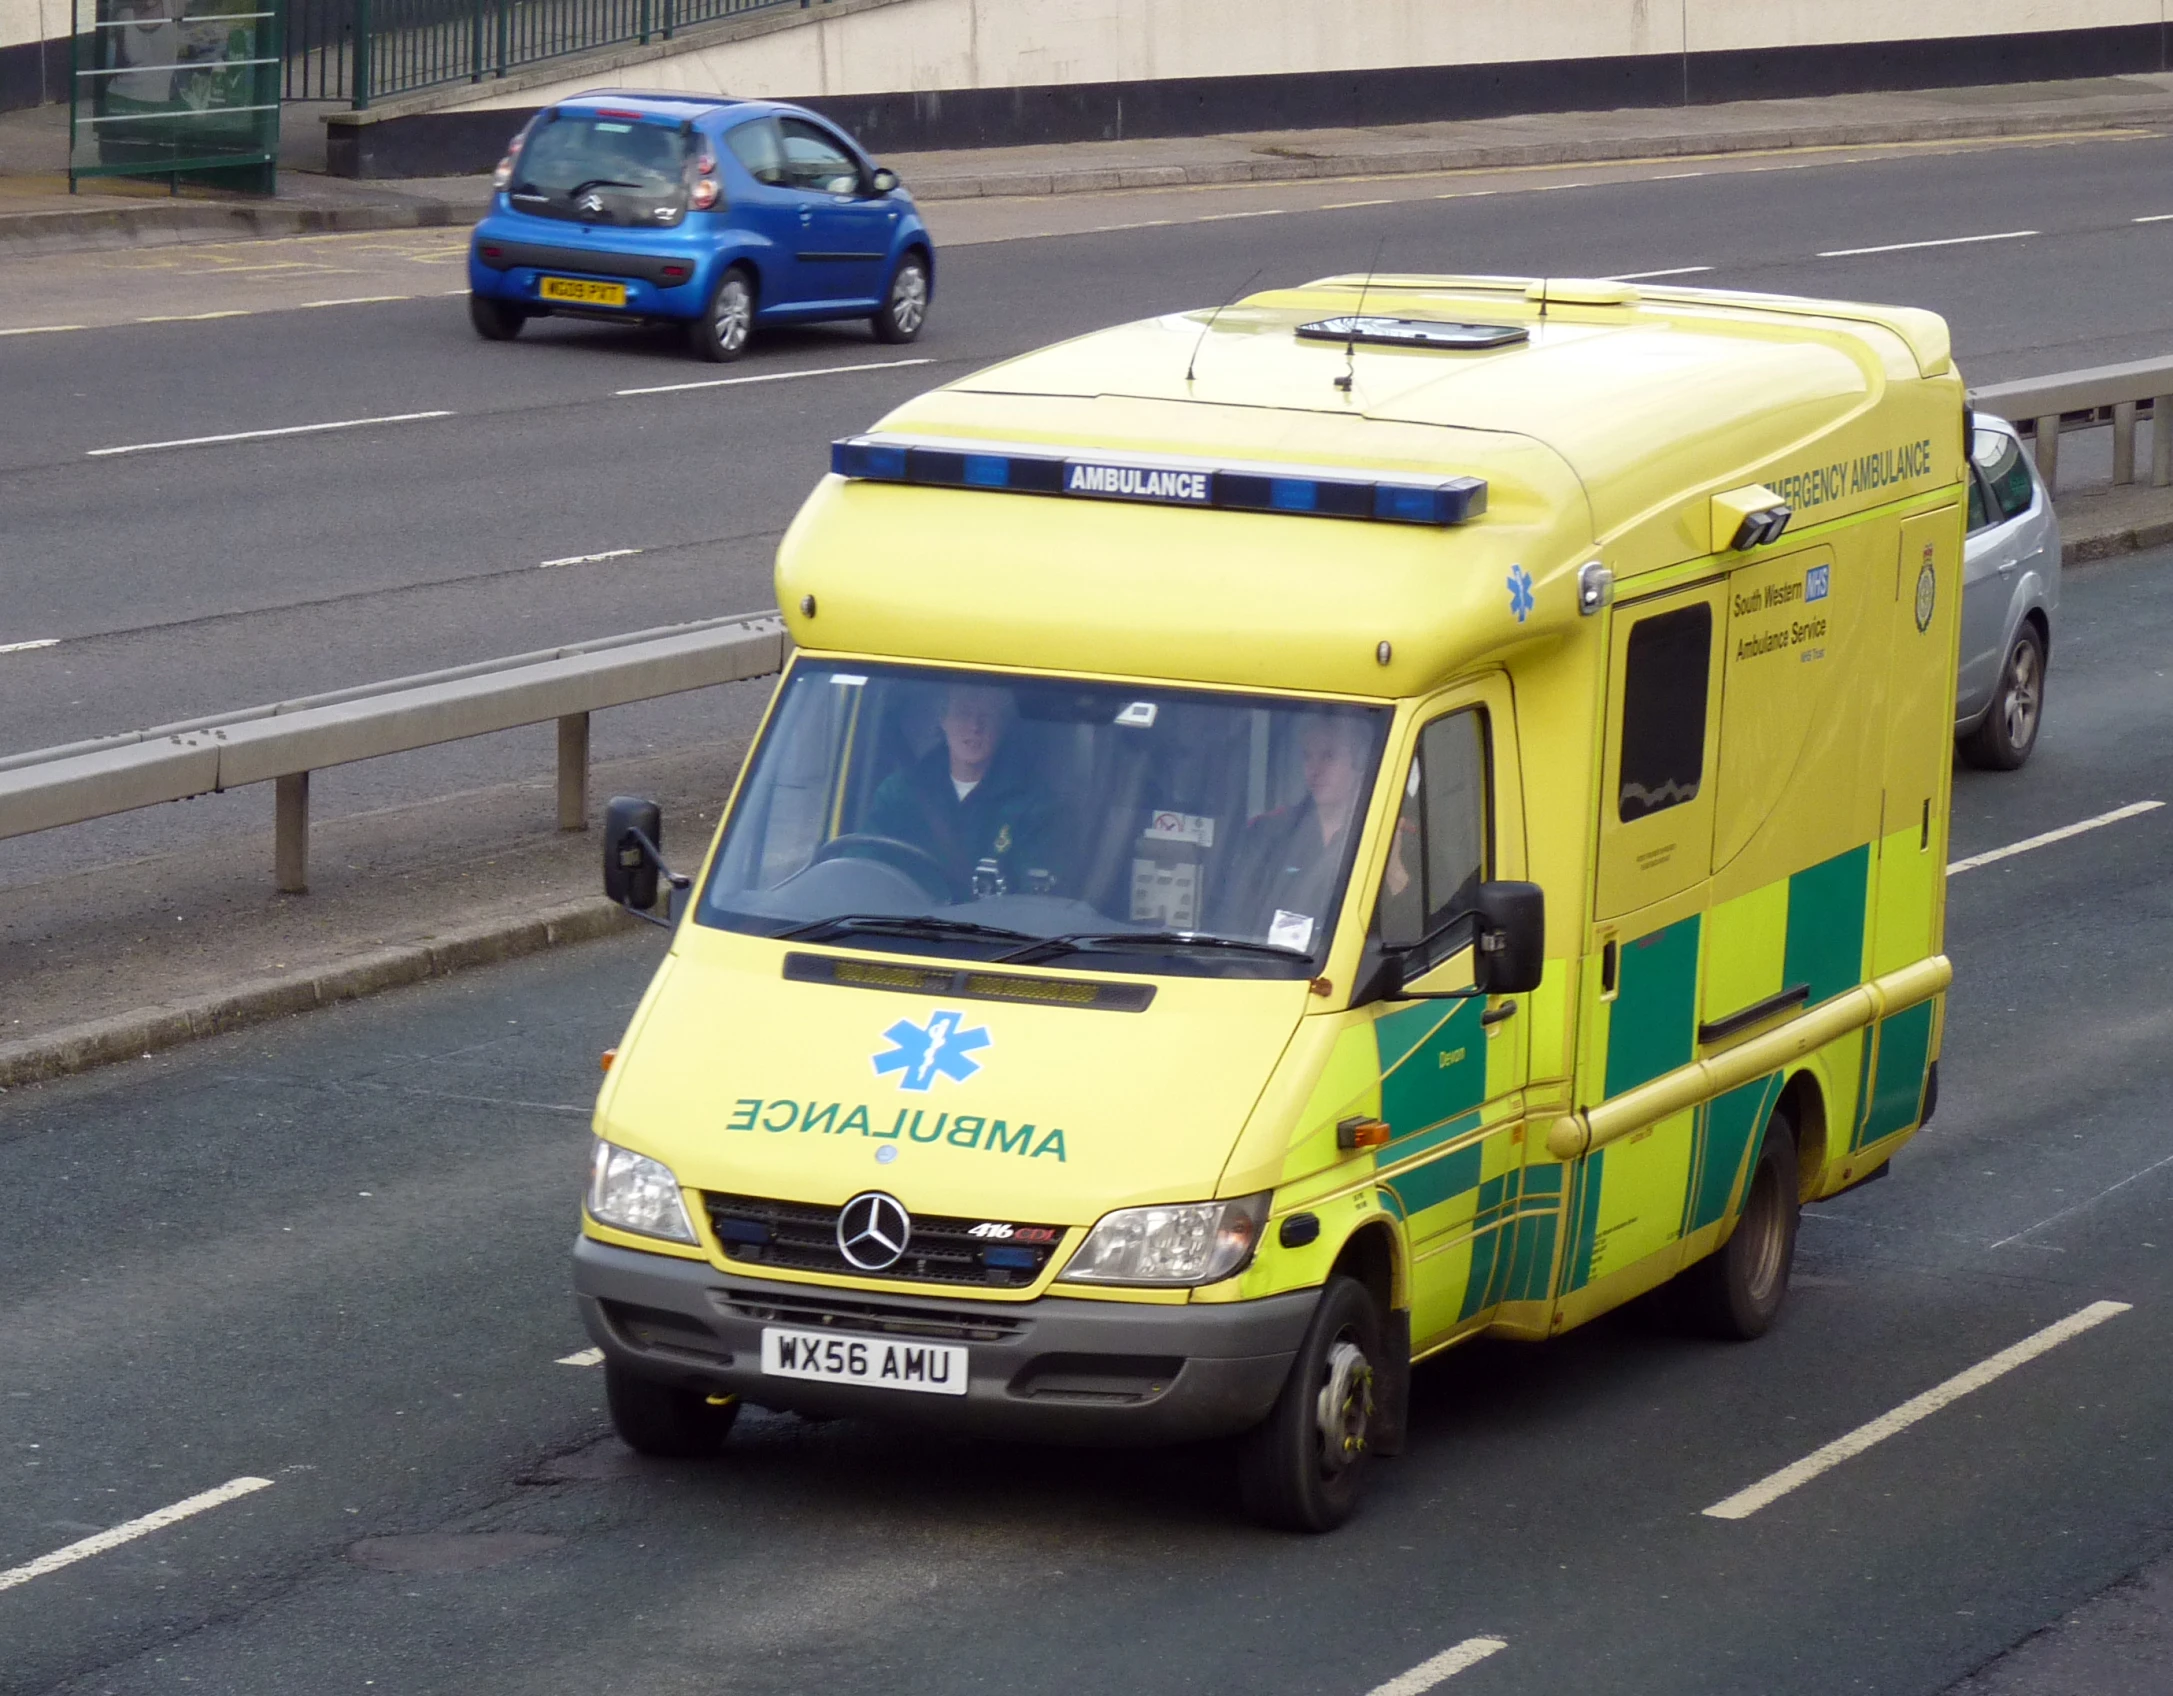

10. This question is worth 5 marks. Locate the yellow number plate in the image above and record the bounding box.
[539,276,627,307]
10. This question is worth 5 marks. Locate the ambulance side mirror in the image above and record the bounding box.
[1471,881,1545,996]
[603,795,664,912]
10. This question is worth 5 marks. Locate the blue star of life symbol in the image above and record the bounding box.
[872,1009,990,1092]
[1507,563,1535,623]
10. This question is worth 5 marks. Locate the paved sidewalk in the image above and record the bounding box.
[5,71,2173,257]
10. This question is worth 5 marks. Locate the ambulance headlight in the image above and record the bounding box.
[586,1140,697,1244]
[1057,1193,1269,1286]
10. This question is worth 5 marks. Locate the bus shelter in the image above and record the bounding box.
[70,0,279,194]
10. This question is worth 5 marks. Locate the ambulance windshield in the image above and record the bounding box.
[697,663,1389,977]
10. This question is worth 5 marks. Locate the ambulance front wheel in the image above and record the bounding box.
[1238,1274,1383,1533]
[1678,1109,1800,1341]
[605,1360,741,1458]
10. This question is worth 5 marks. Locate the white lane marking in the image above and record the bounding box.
[557,1347,605,1367]
[1654,170,1708,179]
[1702,1301,2132,1520]
[1322,198,1393,210]
[136,309,251,323]
[300,294,413,308]
[87,410,454,457]
[2133,214,2173,223]
[1817,228,2038,257]
[0,1476,274,1593]
[1948,800,2162,874]
[1531,181,1591,191]
[616,355,933,397]
[1365,1637,1510,1694]
[1195,208,1288,222]
[540,547,642,569]
[1434,190,1497,200]
[0,638,60,654]
[0,324,86,337]
[1608,266,1715,280]
[1990,1152,2173,1250]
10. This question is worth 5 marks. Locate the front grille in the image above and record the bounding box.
[704,1192,1065,1288]
[714,1287,1031,1343]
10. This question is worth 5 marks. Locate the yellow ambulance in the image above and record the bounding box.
[577,274,1962,1531]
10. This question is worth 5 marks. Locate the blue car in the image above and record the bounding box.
[467,90,933,362]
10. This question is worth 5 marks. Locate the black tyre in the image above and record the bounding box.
[605,1361,741,1458]
[871,252,929,344]
[1238,1275,1384,1532]
[689,266,755,363]
[468,293,527,341]
[1675,1109,1800,1340]
[1959,622,2046,771]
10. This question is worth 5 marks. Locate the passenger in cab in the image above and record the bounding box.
[1211,713,1386,948]
[863,684,1062,897]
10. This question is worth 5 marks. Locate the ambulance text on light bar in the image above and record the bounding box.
[830,435,1488,527]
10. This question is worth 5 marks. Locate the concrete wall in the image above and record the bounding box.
[0,0,71,110]
[474,0,2171,112]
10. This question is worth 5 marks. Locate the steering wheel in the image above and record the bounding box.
[811,833,963,900]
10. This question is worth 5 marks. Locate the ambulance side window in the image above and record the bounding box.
[1617,606,1711,822]
[1377,708,1490,951]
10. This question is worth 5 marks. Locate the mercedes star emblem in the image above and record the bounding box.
[836,1190,911,1272]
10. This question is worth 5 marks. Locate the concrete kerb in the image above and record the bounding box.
[0,191,491,260]
[0,895,632,1090]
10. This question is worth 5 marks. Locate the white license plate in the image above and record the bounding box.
[759,1326,968,1397]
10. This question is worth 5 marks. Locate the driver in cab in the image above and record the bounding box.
[863,684,1061,897]
[1211,714,1390,949]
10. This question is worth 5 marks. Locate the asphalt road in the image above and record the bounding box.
[4,126,2173,884]
[2,546,2170,1694]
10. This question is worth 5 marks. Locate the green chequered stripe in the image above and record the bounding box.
[1460,1165,1563,1319]
[1562,1149,1607,1292]
[1377,996,1487,1137]
[1785,844,1870,1008]
[1857,999,1934,1150]
[1605,914,1701,1098]
[1383,1128,1483,1218]
[1686,1073,1781,1234]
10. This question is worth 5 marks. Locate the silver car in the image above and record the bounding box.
[1958,418,2060,769]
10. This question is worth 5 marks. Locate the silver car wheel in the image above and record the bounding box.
[713,275,752,353]
[2003,634,2041,749]
[890,263,927,335]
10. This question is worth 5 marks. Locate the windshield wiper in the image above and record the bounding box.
[998,930,1311,966]
[563,178,642,198]
[779,913,1037,946]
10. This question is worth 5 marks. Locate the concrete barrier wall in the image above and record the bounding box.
[471,0,2170,113]
[0,0,69,110]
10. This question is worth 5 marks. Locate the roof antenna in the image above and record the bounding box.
[1186,264,1264,388]
[1336,236,1386,394]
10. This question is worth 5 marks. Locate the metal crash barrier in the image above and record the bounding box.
[0,614,787,894]
[1971,355,2173,497]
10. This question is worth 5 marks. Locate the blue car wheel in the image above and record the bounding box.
[872,252,929,344]
[690,265,756,363]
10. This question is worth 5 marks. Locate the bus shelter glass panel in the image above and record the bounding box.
[70,0,280,192]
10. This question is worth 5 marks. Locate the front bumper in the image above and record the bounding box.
[574,1236,1316,1445]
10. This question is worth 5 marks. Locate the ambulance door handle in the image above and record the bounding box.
[1697,982,1810,1046]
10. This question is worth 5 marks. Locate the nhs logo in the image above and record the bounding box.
[1804,564,1831,602]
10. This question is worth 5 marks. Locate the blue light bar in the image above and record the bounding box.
[829,435,1486,527]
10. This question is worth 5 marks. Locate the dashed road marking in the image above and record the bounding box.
[1322,198,1393,210]
[1609,265,1715,280]
[0,1476,274,1592]
[1365,1637,1510,1693]
[0,324,86,337]
[615,355,933,397]
[0,638,60,654]
[2133,213,2173,223]
[540,548,642,568]
[1817,228,2038,257]
[300,294,415,308]
[1702,1301,2132,1520]
[136,309,251,323]
[557,1347,605,1367]
[87,410,455,457]
[1948,800,2162,874]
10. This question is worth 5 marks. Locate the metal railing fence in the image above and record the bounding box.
[1969,355,2173,498]
[282,0,818,107]
[0,614,787,895]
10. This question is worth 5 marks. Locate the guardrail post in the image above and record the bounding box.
[276,772,310,893]
[2032,414,2061,496]
[2155,396,2173,488]
[2113,401,2139,485]
[557,713,589,831]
